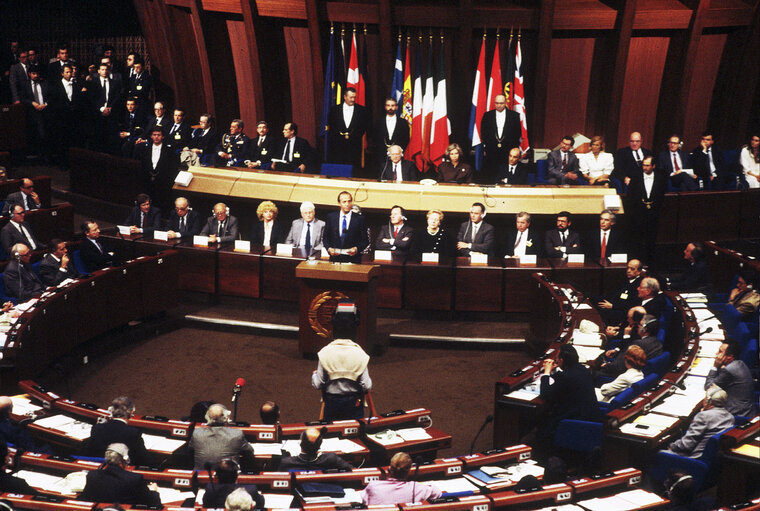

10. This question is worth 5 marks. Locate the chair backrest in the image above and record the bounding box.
[320,163,353,178]
[535,159,548,183]
[699,428,733,463]
[733,322,751,349]
[632,372,660,394]
[739,339,758,369]
[722,304,742,334]
[644,351,671,377]
[71,249,89,276]
[607,386,637,411]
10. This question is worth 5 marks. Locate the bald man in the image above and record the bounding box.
[613,131,652,185]
[278,427,353,471]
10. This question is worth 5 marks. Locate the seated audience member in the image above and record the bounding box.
[285,201,325,254]
[542,456,568,484]
[3,244,45,301]
[3,177,42,215]
[598,345,646,402]
[226,487,255,511]
[547,135,583,185]
[245,121,275,169]
[727,271,760,320]
[1,204,44,256]
[658,135,698,191]
[504,211,541,258]
[544,211,582,258]
[602,306,645,345]
[495,147,529,185]
[579,136,613,186]
[380,145,418,182]
[410,209,455,259]
[279,427,353,471]
[271,122,314,173]
[251,200,286,247]
[637,276,666,317]
[86,396,149,466]
[324,191,368,263]
[456,202,495,257]
[662,386,734,458]
[599,314,663,377]
[705,340,756,417]
[690,130,733,189]
[79,220,118,273]
[165,107,192,151]
[437,143,473,184]
[216,119,250,168]
[668,242,712,295]
[200,203,239,243]
[182,114,218,167]
[0,439,38,495]
[0,396,39,452]
[740,133,760,188]
[312,302,372,421]
[39,239,79,286]
[663,470,715,511]
[167,196,202,239]
[585,209,624,260]
[190,403,254,469]
[125,193,162,237]
[259,401,280,425]
[597,259,643,325]
[203,458,265,509]
[375,205,414,256]
[612,131,652,187]
[79,443,161,506]
[361,452,442,505]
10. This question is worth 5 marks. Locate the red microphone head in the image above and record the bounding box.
[235,378,246,388]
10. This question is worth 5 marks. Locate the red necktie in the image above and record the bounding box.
[562,153,567,170]
[393,226,399,238]
[673,154,680,171]
[601,232,607,259]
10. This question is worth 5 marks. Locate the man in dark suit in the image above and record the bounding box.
[182,114,218,167]
[141,127,177,213]
[215,119,250,167]
[657,134,698,191]
[3,177,42,215]
[271,122,315,173]
[504,211,542,257]
[8,50,29,104]
[1,205,44,256]
[544,211,582,258]
[21,66,54,160]
[690,130,734,190]
[496,147,530,185]
[79,443,161,506]
[87,62,122,152]
[612,131,652,187]
[125,193,162,237]
[669,242,712,295]
[585,209,625,260]
[2,244,45,302]
[600,313,664,376]
[200,202,239,243]
[117,98,148,158]
[245,121,276,169]
[46,45,73,83]
[79,220,118,273]
[327,87,370,167]
[596,259,643,326]
[480,94,521,181]
[132,101,169,153]
[456,202,495,257]
[86,397,149,466]
[127,59,152,110]
[167,197,202,239]
[375,205,414,256]
[373,97,410,169]
[625,156,667,264]
[38,239,79,286]
[165,107,192,152]
[547,135,582,185]
[202,458,265,509]
[379,145,417,182]
[47,63,82,166]
[324,191,369,263]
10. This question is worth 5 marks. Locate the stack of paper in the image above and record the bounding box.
[426,477,480,495]
[689,357,716,377]
[395,427,432,441]
[14,470,73,494]
[250,442,284,456]
[697,340,723,358]
[680,293,707,302]
[572,331,604,347]
[576,346,605,364]
[651,393,704,417]
[33,414,92,440]
[11,396,43,416]
[156,486,195,504]
[142,433,186,453]
[618,412,680,438]
[262,493,296,509]
[577,489,665,511]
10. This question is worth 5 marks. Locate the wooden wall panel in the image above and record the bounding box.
[165,5,208,119]
[202,0,242,14]
[616,37,669,149]
[201,12,239,126]
[284,26,317,144]
[542,38,595,146]
[227,19,259,127]
[256,0,306,19]
[682,33,727,149]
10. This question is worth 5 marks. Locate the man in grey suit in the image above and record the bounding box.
[705,340,756,417]
[200,203,239,244]
[189,403,254,469]
[285,201,325,254]
[456,202,495,257]
[663,386,734,458]
[547,135,583,185]
[375,205,414,256]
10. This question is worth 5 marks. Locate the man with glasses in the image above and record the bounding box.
[657,134,697,191]
[1,205,44,256]
[167,197,202,239]
[3,178,41,215]
[613,131,652,186]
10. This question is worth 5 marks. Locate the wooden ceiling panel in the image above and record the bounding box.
[325,2,380,23]
[201,0,242,14]
[256,0,308,19]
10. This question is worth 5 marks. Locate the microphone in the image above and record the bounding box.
[661,379,686,391]
[379,159,390,182]
[469,415,494,455]
[232,378,245,401]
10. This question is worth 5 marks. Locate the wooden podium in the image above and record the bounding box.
[295,261,382,357]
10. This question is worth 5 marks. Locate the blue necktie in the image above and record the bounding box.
[341,215,347,243]
[305,223,311,252]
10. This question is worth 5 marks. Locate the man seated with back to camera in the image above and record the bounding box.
[361,452,441,505]
[39,239,79,286]
[0,439,38,495]
[86,396,149,467]
[259,401,280,425]
[79,443,161,506]
[202,458,265,509]
[190,403,255,470]
[311,301,372,421]
[278,426,353,471]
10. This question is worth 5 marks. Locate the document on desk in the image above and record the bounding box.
[701,330,725,341]
[33,414,77,429]
[633,412,679,429]
[321,437,365,453]
[531,505,583,511]
[680,293,707,301]
[396,427,432,441]
[250,442,284,455]
[302,488,362,505]
[651,393,703,417]
[366,430,405,446]
[689,357,716,377]
[505,379,541,401]
[14,470,72,494]
[263,492,296,509]
[697,340,723,358]
[142,433,186,453]
[732,443,760,458]
[692,308,714,320]
[575,346,605,364]
[577,489,664,511]
[156,486,195,504]
[427,476,479,495]
[572,331,604,347]
[619,422,664,438]
[11,396,43,416]
[33,414,92,440]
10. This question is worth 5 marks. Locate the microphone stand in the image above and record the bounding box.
[231,385,242,423]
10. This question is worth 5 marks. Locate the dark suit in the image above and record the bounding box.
[547,150,581,185]
[373,115,410,167]
[456,221,495,256]
[200,215,239,243]
[625,171,667,263]
[86,419,150,467]
[215,133,251,167]
[127,71,152,108]
[167,209,202,238]
[602,334,664,376]
[3,191,41,215]
[251,220,287,247]
[21,79,55,156]
[495,161,530,185]
[544,229,582,258]
[118,108,148,158]
[143,115,170,138]
[613,147,653,183]
[642,293,667,318]
[79,465,161,506]
[0,472,38,495]
[657,149,698,191]
[279,452,353,471]
[48,77,84,162]
[248,134,277,166]
[584,227,625,260]
[1,220,44,256]
[670,260,712,295]
[504,228,542,257]
[598,275,643,326]
[539,363,602,439]
[79,236,117,273]
[437,162,474,184]
[165,121,192,151]
[379,159,418,181]
[691,145,733,189]
[273,136,315,173]
[188,127,219,165]
[47,60,71,82]
[8,62,29,103]
[480,109,521,176]
[375,224,414,255]
[87,75,122,151]
[141,143,177,213]
[203,483,265,509]
[3,260,44,301]
[125,205,162,237]
[327,103,370,166]
[38,252,80,286]
[324,211,369,263]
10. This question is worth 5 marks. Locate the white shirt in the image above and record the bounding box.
[740,147,760,188]
[339,211,353,236]
[633,149,643,161]
[385,115,397,138]
[151,143,162,169]
[342,103,354,130]
[11,220,36,250]
[579,152,614,178]
[299,220,314,247]
[703,147,717,175]
[600,229,610,246]
[262,220,273,246]
[513,229,528,256]
[20,191,32,210]
[100,78,109,110]
[62,78,73,101]
[669,151,683,172]
[495,109,506,137]
[643,172,654,197]
[393,162,403,183]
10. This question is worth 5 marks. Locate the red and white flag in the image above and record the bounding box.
[421,44,435,170]
[346,31,365,105]
[513,38,530,155]
[409,42,424,170]
[430,48,449,166]
[487,36,502,110]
